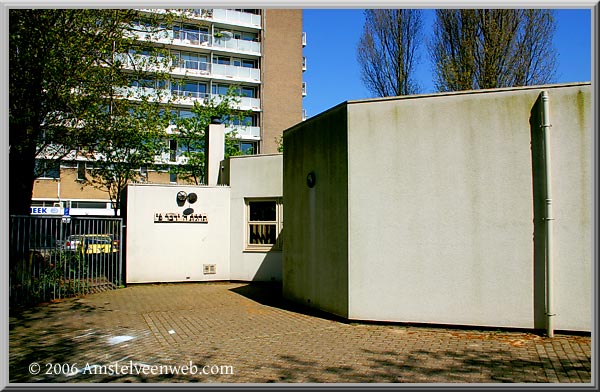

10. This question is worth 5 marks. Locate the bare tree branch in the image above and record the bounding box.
[430,9,557,92]
[357,9,423,97]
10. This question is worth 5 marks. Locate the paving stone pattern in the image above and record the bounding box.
[9,282,592,384]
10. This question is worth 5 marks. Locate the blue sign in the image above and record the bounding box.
[30,207,64,215]
[63,207,70,216]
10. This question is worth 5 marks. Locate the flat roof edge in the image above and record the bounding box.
[283,101,349,136]
[127,183,230,189]
[347,82,592,106]
[228,153,282,160]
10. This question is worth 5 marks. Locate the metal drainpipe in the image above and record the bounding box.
[541,90,555,337]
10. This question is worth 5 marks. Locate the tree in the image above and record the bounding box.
[430,9,557,92]
[81,99,170,216]
[357,9,424,97]
[9,9,171,215]
[169,88,251,185]
[75,16,176,217]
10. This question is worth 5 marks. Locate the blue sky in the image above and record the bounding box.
[301,8,592,118]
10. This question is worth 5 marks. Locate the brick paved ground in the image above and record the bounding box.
[9,282,592,384]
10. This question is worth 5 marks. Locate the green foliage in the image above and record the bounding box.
[10,9,255,213]
[169,86,252,185]
[23,249,89,302]
[275,136,284,153]
[9,9,175,215]
[81,98,171,215]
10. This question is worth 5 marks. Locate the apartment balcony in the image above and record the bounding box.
[213,36,261,55]
[211,63,260,82]
[121,54,260,83]
[302,56,307,72]
[225,125,261,140]
[141,9,262,29]
[171,61,260,83]
[171,31,213,48]
[302,82,307,97]
[212,9,261,28]
[116,53,171,73]
[172,91,261,111]
[180,9,261,28]
[212,94,260,111]
[130,27,261,56]
[118,87,261,111]
[302,32,307,47]
[171,61,211,78]
[116,86,169,102]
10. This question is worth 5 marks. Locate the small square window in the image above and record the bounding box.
[246,199,282,251]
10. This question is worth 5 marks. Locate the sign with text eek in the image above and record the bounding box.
[30,207,64,215]
[154,212,208,223]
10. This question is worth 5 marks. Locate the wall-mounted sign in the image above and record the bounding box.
[154,212,208,223]
[30,207,64,215]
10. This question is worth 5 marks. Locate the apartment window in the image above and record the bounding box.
[214,56,231,65]
[216,57,257,69]
[240,86,256,98]
[174,24,209,42]
[71,201,108,209]
[230,31,258,41]
[178,109,194,119]
[212,83,231,96]
[172,80,207,98]
[77,161,86,181]
[214,84,256,98]
[241,59,256,68]
[130,77,165,89]
[128,48,151,56]
[169,139,178,161]
[222,113,256,127]
[246,199,283,251]
[132,17,155,28]
[240,141,257,155]
[176,51,208,71]
[35,159,60,179]
[31,200,56,207]
[233,9,261,15]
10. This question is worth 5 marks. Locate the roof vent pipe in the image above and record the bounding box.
[541,90,555,338]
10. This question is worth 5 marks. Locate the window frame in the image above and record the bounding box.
[244,198,283,252]
[35,159,60,179]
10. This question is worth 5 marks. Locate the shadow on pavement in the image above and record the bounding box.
[228,281,348,324]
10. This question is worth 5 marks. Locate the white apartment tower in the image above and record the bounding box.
[31,9,305,216]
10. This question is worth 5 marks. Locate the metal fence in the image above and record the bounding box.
[9,215,124,307]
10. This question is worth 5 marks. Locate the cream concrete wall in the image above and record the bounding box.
[282,83,591,331]
[228,154,283,281]
[125,184,230,283]
[282,105,349,318]
[345,84,592,330]
[544,86,593,331]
